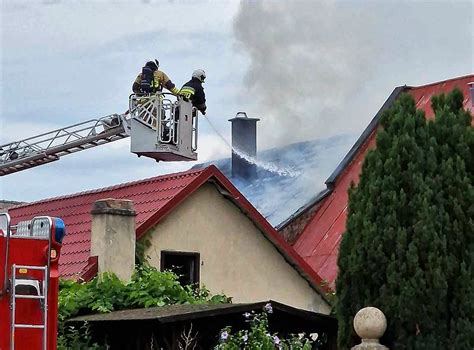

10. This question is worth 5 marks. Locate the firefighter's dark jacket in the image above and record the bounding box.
[180,77,206,114]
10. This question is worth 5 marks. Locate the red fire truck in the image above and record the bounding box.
[0,213,65,350]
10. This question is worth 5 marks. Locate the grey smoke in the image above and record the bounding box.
[233,1,377,146]
[231,0,472,226]
[233,0,473,149]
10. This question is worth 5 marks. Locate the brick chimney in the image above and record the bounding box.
[228,112,260,180]
[91,199,136,281]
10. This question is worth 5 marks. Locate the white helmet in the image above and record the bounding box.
[192,69,206,82]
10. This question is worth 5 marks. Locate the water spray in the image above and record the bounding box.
[202,115,300,178]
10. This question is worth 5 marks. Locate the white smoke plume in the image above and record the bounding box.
[233,1,472,149]
[233,1,377,147]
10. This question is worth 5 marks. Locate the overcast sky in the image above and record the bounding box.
[1,0,472,203]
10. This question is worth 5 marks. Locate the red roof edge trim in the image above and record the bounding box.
[80,256,98,282]
[136,166,215,240]
[209,169,333,299]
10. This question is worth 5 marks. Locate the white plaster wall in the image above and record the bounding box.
[145,183,330,314]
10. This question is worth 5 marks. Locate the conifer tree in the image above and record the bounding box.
[430,89,474,348]
[335,89,473,349]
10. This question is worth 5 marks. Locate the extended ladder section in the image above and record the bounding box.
[11,264,48,350]
[0,115,129,176]
[0,93,199,176]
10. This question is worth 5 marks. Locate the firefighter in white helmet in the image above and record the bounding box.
[180,69,207,115]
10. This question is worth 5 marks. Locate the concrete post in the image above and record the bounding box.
[352,307,389,350]
[91,198,136,281]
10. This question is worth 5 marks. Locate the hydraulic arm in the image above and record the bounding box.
[0,94,198,176]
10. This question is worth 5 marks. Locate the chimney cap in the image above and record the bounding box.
[228,111,260,122]
[91,198,136,216]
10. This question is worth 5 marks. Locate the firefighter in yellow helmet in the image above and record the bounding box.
[132,59,180,95]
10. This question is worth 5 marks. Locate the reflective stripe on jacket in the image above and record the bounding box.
[180,77,206,113]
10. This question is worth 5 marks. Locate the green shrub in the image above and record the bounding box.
[58,265,229,348]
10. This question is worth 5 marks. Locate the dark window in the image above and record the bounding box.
[160,251,200,286]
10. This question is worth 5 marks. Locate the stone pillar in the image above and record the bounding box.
[91,199,136,281]
[352,307,389,350]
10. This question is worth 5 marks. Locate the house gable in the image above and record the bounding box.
[144,182,331,313]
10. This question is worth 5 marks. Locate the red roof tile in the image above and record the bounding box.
[292,74,474,290]
[8,168,205,280]
[7,165,330,300]
[410,75,474,121]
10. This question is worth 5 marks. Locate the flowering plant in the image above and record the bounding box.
[214,303,316,349]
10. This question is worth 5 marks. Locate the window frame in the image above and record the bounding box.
[160,250,200,286]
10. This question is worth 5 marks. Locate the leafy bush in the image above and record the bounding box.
[58,265,229,348]
[215,303,322,349]
[59,265,228,321]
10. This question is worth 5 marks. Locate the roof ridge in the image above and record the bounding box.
[409,74,474,90]
[9,167,207,211]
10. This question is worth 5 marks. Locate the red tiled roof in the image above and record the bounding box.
[8,165,330,299]
[410,75,474,121]
[292,74,474,290]
[8,168,205,280]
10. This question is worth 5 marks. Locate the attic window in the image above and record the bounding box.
[160,251,200,286]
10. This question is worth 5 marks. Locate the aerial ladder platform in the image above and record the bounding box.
[0,93,198,176]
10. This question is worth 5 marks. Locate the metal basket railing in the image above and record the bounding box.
[129,93,180,145]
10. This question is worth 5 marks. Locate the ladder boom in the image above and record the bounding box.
[0,115,130,176]
[0,93,200,176]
